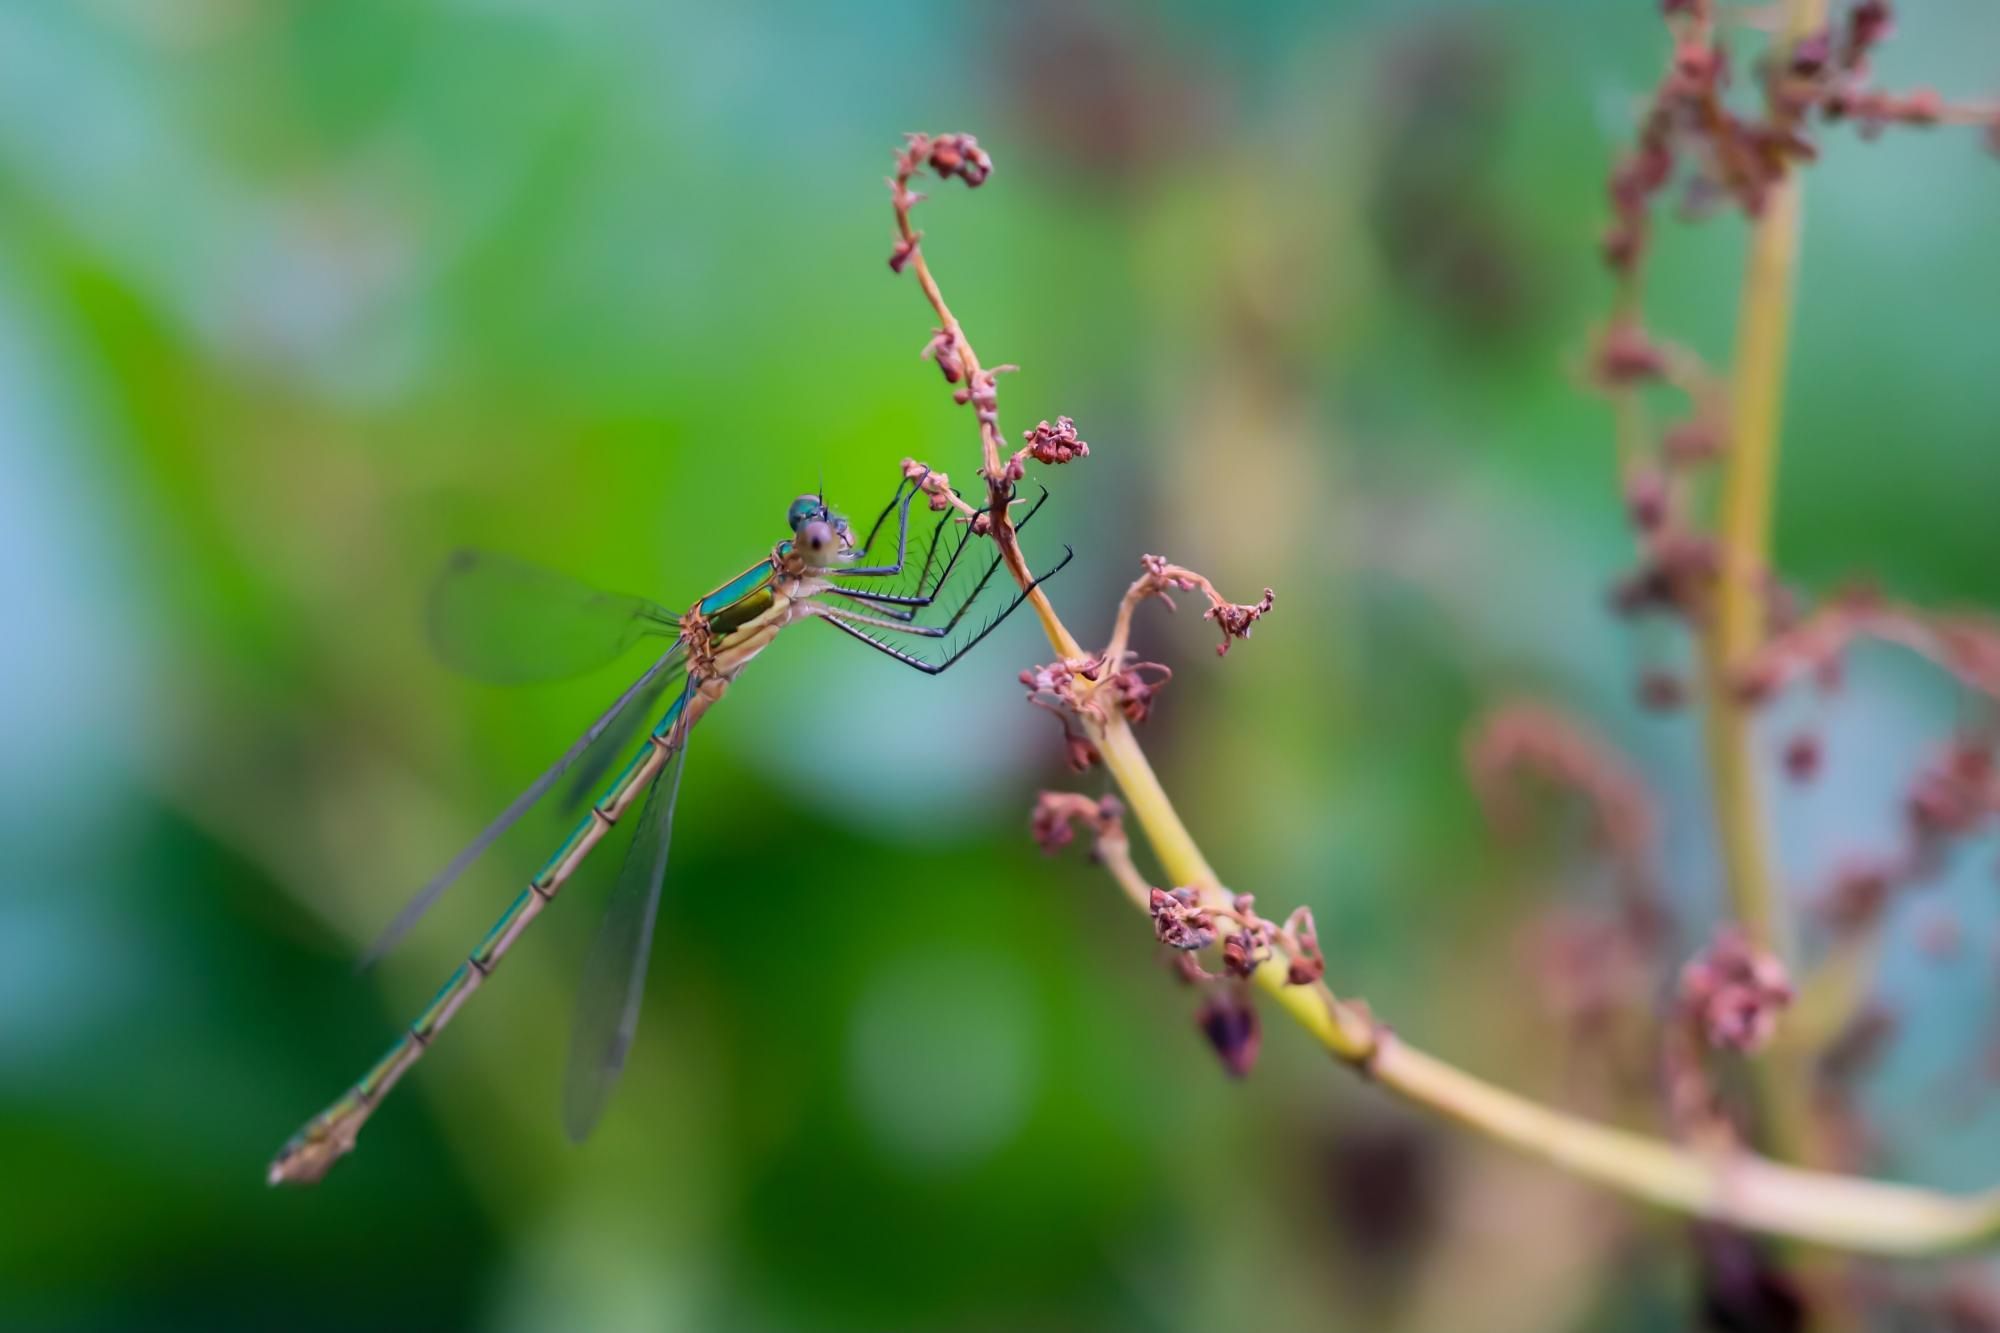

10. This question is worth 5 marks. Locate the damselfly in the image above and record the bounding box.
[269,471,1068,1185]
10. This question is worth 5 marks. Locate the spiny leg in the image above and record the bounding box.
[810,545,1074,675]
[830,486,1049,619]
[825,533,1013,638]
[851,470,920,560]
[839,470,926,577]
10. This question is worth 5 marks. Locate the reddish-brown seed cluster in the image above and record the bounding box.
[1736,585,2000,706]
[1021,416,1089,466]
[1803,735,2000,942]
[923,328,964,384]
[1115,555,1279,660]
[921,132,992,187]
[1608,2,1999,279]
[1150,887,1216,952]
[1205,589,1275,657]
[899,456,966,517]
[1599,3,1998,728]
[1020,655,1109,771]
[1819,856,1899,938]
[1195,990,1261,1079]
[1677,927,1794,1053]
[1103,660,1173,725]
[1002,414,1094,484]
[887,133,994,272]
[891,132,993,199]
[1906,738,2000,847]
[1029,790,1125,858]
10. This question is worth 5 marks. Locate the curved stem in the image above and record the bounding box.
[890,130,2000,1259]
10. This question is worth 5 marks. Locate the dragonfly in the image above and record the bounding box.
[268,470,1069,1185]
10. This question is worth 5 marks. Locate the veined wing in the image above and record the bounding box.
[429,549,679,684]
[561,714,692,1142]
[359,639,687,968]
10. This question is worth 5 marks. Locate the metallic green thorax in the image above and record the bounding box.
[696,558,779,636]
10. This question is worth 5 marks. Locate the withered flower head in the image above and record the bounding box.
[1150,887,1216,952]
[926,133,992,187]
[1677,927,1793,1052]
[1206,589,1275,656]
[1196,991,1261,1079]
[1022,416,1090,466]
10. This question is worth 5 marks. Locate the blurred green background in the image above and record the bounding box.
[7,1,2000,1329]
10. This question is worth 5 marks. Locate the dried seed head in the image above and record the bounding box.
[1029,790,1125,857]
[1030,794,1078,856]
[1625,467,1670,533]
[1206,589,1275,656]
[1195,990,1261,1078]
[1596,323,1668,385]
[1105,661,1172,725]
[1819,857,1898,937]
[1150,887,1216,952]
[1781,731,1823,783]
[1637,670,1687,711]
[923,329,964,383]
[1663,418,1725,466]
[1677,927,1793,1052]
[1022,415,1090,466]
[926,133,992,187]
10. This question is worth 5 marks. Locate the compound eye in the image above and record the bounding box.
[787,495,821,532]
[798,519,837,564]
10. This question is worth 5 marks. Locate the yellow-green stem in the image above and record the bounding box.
[1700,0,1827,960]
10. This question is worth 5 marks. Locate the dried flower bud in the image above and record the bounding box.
[1845,0,1893,66]
[1195,991,1260,1078]
[1022,415,1089,466]
[889,238,915,274]
[1596,323,1667,385]
[1819,857,1897,936]
[1781,732,1822,783]
[1063,730,1102,773]
[1788,29,1831,78]
[1029,794,1078,856]
[1206,589,1275,656]
[1907,739,1998,841]
[1029,791,1125,858]
[1637,670,1686,711]
[1663,418,1725,466]
[1678,927,1793,1052]
[1150,887,1215,952]
[923,329,963,383]
[927,133,992,187]
[1625,467,1669,532]
[1221,933,1257,978]
[1105,661,1172,725]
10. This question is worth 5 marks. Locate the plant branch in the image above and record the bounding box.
[1700,0,1827,959]
[887,129,2000,1258]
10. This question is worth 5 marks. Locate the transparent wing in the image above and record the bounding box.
[560,721,691,1142]
[559,662,684,814]
[429,549,679,684]
[359,640,686,969]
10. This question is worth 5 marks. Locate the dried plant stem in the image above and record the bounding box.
[896,133,2000,1257]
[892,189,1082,661]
